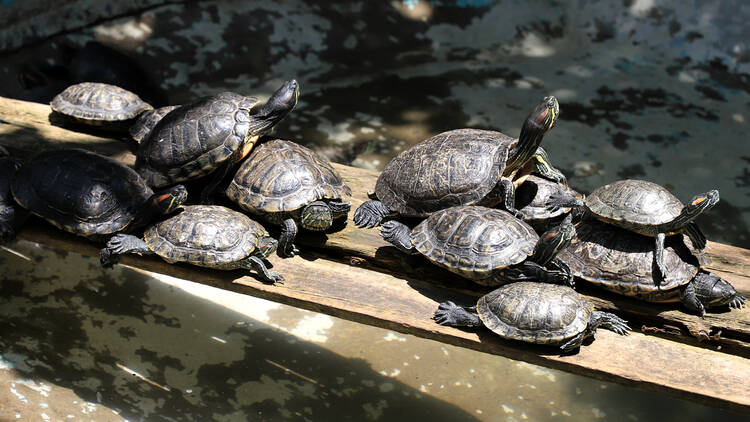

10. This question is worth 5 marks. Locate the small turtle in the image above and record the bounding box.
[50,82,153,127]
[227,139,352,257]
[11,148,187,240]
[129,105,180,143]
[135,80,299,202]
[381,205,575,286]
[514,174,582,231]
[354,96,565,228]
[557,219,745,316]
[434,282,630,352]
[547,179,719,280]
[0,147,28,243]
[100,205,283,284]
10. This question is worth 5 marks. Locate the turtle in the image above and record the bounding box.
[135,79,299,202]
[99,205,283,284]
[11,148,187,240]
[434,282,630,352]
[514,174,582,232]
[380,205,575,286]
[546,179,719,281]
[556,219,745,316]
[50,82,153,127]
[0,147,28,243]
[354,96,566,228]
[226,139,352,257]
[129,105,180,143]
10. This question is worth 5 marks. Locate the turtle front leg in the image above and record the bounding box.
[500,178,524,219]
[512,261,575,287]
[532,147,567,184]
[246,255,284,285]
[100,234,152,268]
[678,279,707,317]
[278,218,300,258]
[654,233,667,285]
[381,221,418,254]
[433,301,482,328]
[353,200,391,228]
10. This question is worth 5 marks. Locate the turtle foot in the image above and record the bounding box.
[353,200,390,228]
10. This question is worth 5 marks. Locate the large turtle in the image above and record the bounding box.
[0,147,28,243]
[50,82,153,127]
[514,174,582,232]
[380,205,575,286]
[128,105,180,143]
[557,219,745,316]
[546,179,719,280]
[135,80,299,202]
[100,205,283,284]
[226,139,352,257]
[11,148,187,240]
[354,96,565,228]
[434,282,630,352]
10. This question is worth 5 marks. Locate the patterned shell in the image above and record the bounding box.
[227,139,351,213]
[586,179,684,227]
[411,205,538,279]
[129,105,180,143]
[477,282,591,343]
[135,92,260,188]
[11,149,153,236]
[556,219,706,299]
[516,175,581,221]
[375,129,513,217]
[144,205,267,266]
[51,82,153,123]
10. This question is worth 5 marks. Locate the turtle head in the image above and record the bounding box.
[680,190,720,222]
[523,96,559,135]
[530,213,576,267]
[300,201,333,231]
[149,184,188,216]
[256,235,278,258]
[254,79,299,125]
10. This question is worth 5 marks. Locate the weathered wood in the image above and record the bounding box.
[2,95,750,413]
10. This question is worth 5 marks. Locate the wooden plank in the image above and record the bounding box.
[2,95,750,412]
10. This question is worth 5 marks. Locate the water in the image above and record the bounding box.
[0,241,745,421]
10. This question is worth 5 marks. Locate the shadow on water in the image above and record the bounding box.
[0,241,481,421]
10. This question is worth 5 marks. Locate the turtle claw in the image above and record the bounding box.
[729,295,746,309]
[270,271,285,285]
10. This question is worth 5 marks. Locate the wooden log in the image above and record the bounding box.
[1,96,750,413]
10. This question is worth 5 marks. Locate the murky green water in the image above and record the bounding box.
[0,242,745,421]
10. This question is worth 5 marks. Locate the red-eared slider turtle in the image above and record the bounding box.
[11,148,187,240]
[434,282,629,352]
[547,179,719,281]
[135,80,299,202]
[354,96,565,228]
[381,205,575,286]
[100,205,283,284]
[226,139,352,257]
[129,105,180,143]
[0,147,28,243]
[50,82,153,127]
[557,219,745,316]
[514,174,582,231]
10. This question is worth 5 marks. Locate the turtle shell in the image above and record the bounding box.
[586,179,684,230]
[477,282,591,344]
[516,175,581,225]
[227,139,351,213]
[50,82,153,124]
[557,219,706,301]
[144,205,267,267]
[375,129,513,217]
[11,149,154,237]
[135,92,260,188]
[129,105,180,143]
[411,205,538,280]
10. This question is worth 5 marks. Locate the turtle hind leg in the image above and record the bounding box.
[380,221,417,254]
[353,200,391,228]
[562,311,630,353]
[246,255,284,285]
[433,301,481,328]
[100,234,151,268]
[278,218,300,258]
